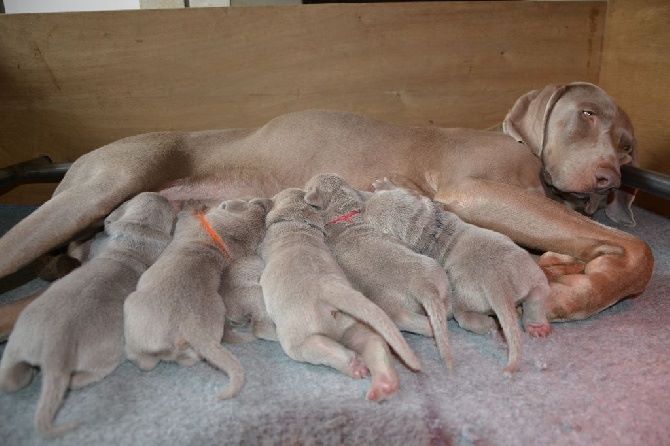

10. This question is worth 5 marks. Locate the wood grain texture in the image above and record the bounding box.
[0,1,605,203]
[599,0,670,175]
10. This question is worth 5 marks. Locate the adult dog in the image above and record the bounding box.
[0,82,653,322]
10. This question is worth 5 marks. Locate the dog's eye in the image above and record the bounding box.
[581,110,595,117]
[621,144,633,153]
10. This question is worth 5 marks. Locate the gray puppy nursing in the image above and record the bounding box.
[123,197,271,399]
[260,188,421,401]
[365,180,552,373]
[220,253,277,343]
[304,174,454,368]
[0,192,175,437]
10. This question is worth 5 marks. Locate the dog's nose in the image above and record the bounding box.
[594,167,620,192]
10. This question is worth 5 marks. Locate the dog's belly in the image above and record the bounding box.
[158,175,279,204]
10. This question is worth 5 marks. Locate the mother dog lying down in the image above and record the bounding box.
[0,82,653,322]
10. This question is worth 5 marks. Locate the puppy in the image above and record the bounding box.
[303,174,454,368]
[0,192,175,437]
[260,188,421,401]
[220,254,277,343]
[365,179,552,373]
[123,198,271,399]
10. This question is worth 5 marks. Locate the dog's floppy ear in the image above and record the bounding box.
[503,84,568,157]
[605,186,636,227]
[304,186,324,209]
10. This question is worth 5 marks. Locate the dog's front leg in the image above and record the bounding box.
[435,178,653,321]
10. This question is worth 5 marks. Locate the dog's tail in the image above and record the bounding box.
[487,285,523,374]
[413,292,454,369]
[182,319,245,400]
[325,284,422,371]
[35,368,79,438]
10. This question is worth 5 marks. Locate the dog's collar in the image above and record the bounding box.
[327,209,361,225]
[195,211,233,260]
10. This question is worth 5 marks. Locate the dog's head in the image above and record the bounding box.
[503,82,637,225]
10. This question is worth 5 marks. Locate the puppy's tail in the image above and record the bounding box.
[35,369,79,438]
[326,285,422,371]
[415,293,453,369]
[182,321,245,400]
[487,286,523,374]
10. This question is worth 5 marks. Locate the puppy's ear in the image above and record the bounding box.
[503,84,567,157]
[304,186,324,209]
[251,197,274,214]
[358,190,373,202]
[223,200,247,213]
[104,200,131,228]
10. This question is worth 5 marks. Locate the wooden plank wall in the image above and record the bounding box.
[599,0,670,170]
[599,0,670,216]
[0,1,606,203]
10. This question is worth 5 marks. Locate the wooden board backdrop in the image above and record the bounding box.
[599,0,670,216]
[0,1,607,203]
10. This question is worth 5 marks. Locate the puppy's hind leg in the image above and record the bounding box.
[284,334,369,380]
[453,308,497,335]
[394,309,433,337]
[0,350,36,392]
[252,320,278,341]
[522,285,552,338]
[342,324,399,402]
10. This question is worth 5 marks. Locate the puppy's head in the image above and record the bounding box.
[303,173,349,209]
[266,188,324,231]
[209,197,273,249]
[366,185,433,244]
[105,192,176,238]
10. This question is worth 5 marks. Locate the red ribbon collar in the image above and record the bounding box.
[328,209,361,225]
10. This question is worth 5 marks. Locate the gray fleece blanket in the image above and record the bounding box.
[0,205,668,445]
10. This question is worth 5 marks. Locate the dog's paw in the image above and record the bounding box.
[538,251,585,281]
[525,323,552,338]
[366,373,399,402]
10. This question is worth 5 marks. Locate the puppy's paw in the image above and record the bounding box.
[525,322,552,338]
[371,177,395,192]
[366,373,399,402]
[349,356,370,379]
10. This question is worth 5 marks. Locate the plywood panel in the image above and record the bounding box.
[0,1,605,203]
[599,0,670,176]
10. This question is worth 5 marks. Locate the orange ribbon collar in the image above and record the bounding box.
[195,211,232,260]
